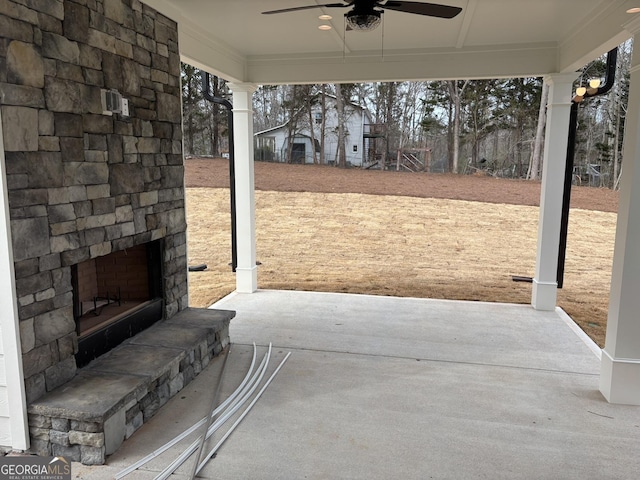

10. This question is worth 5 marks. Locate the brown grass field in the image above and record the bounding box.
[185,158,619,347]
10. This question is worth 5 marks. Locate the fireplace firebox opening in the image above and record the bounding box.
[72,240,164,367]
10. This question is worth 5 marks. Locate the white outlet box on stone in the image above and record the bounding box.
[101,89,129,117]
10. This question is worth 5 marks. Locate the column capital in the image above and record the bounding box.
[229,84,257,111]
[227,82,258,94]
[543,72,580,88]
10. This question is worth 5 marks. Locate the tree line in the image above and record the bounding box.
[181,40,631,188]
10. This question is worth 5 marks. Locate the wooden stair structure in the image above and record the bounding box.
[393,148,431,172]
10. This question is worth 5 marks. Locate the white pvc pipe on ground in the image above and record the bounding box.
[115,344,257,479]
[153,344,272,480]
[196,351,292,474]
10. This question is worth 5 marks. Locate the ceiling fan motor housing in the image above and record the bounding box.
[345,7,383,31]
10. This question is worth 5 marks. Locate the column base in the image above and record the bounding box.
[600,349,640,405]
[531,278,557,311]
[235,266,258,293]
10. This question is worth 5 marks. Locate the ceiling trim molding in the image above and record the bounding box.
[246,41,557,64]
[178,16,248,83]
[245,43,558,84]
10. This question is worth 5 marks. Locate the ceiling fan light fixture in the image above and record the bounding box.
[345,10,382,31]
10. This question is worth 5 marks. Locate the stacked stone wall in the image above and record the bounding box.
[0,0,188,405]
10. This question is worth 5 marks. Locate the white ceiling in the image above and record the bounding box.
[143,0,639,84]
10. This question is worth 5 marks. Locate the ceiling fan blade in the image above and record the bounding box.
[262,3,348,15]
[382,1,462,19]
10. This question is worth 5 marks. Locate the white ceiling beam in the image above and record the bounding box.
[245,43,558,84]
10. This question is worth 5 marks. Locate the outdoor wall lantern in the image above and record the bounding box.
[573,78,602,103]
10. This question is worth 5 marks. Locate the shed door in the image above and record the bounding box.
[292,143,305,163]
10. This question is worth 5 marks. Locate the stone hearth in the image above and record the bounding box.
[27,308,233,465]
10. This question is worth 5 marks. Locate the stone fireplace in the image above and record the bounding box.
[3,0,189,403]
[1,0,232,463]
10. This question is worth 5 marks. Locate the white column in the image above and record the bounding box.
[600,20,640,405]
[531,73,578,311]
[0,108,30,449]
[228,83,258,293]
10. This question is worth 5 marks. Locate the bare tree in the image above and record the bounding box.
[528,80,549,180]
[334,83,347,168]
[207,75,227,156]
[284,85,307,163]
[612,40,632,189]
[448,80,469,173]
[301,85,319,164]
[320,84,327,165]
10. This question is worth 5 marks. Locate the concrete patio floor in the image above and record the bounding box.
[74,290,640,479]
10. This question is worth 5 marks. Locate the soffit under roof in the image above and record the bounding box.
[143,0,638,84]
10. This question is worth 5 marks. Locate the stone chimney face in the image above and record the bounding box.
[1,0,187,403]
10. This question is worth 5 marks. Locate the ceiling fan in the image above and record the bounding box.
[262,1,462,32]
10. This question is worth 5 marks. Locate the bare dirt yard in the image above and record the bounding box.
[185,157,619,346]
